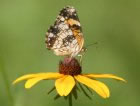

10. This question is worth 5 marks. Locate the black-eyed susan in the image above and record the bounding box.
[13,57,126,100]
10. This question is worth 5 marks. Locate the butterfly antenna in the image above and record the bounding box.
[85,42,98,48]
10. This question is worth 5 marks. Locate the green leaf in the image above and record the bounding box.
[47,86,55,95]
[78,82,92,100]
[54,94,61,100]
[72,87,78,100]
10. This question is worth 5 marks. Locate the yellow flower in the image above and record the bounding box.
[13,58,126,99]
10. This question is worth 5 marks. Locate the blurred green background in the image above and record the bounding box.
[0,0,140,106]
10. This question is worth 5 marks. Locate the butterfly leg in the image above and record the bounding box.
[78,54,83,65]
[78,47,87,65]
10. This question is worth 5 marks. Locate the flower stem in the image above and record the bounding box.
[0,58,14,106]
[69,93,72,106]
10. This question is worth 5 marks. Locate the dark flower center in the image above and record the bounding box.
[59,57,82,75]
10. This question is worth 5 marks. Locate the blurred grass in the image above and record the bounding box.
[0,0,140,106]
[0,57,14,106]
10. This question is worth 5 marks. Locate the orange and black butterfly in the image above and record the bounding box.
[45,6,85,58]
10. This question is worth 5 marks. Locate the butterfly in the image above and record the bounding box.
[45,6,85,59]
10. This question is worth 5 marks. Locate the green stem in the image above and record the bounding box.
[0,58,14,106]
[69,93,72,106]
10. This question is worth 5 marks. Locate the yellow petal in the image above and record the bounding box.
[75,75,110,98]
[13,74,38,84]
[34,73,63,79]
[84,74,126,82]
[55,75,75,96]
[24,73,63,88]
[25,77,43,88]
[13,72,63,84]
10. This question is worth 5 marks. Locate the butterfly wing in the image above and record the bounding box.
[45,6,84,57]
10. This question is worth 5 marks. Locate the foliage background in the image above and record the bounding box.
[0,0,140,106]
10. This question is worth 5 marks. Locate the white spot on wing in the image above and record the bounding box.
[60,17,65,21]
[68,30,73,35]
[70,8,75,13]
[48,33,54,37]
[58,23,69,30]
